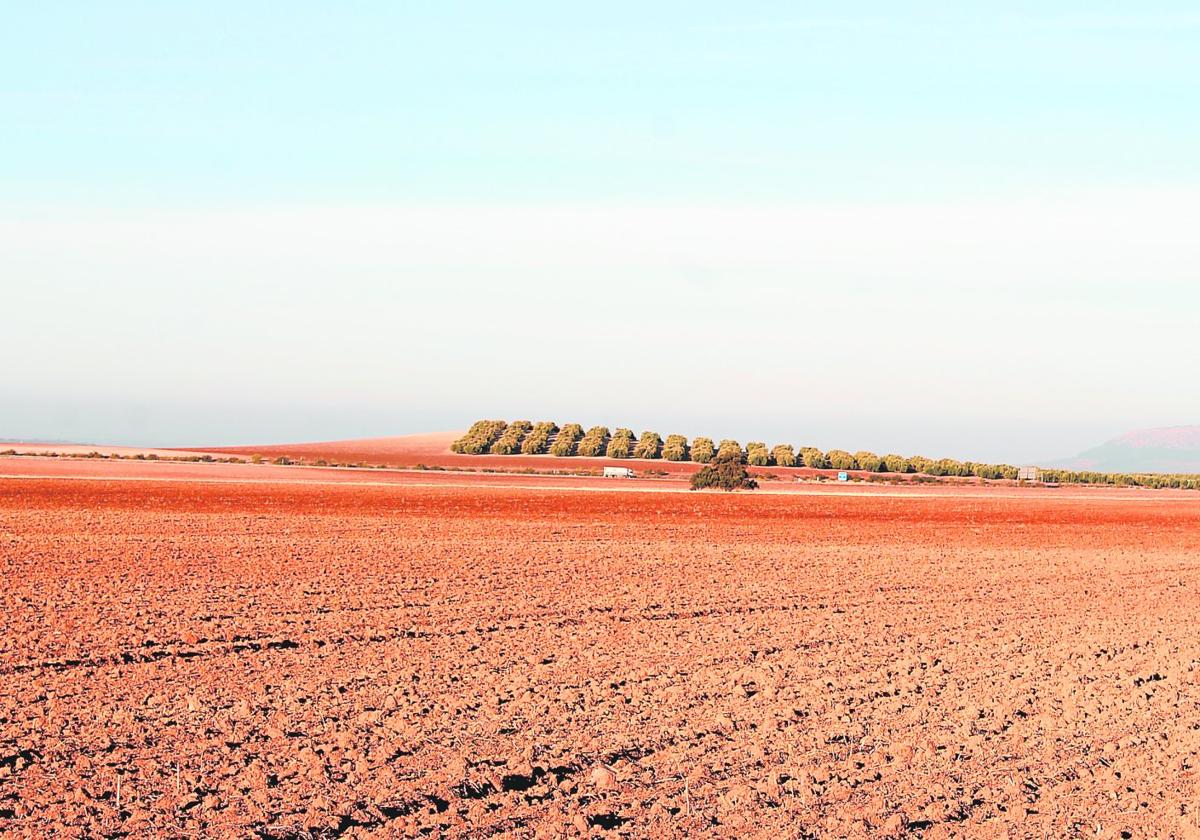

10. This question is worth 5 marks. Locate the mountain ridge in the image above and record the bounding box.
[1056,425,1200,474]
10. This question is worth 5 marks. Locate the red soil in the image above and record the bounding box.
[12,431,1005,487]
[1,455,1176,499]
[1,443,215,459]
[189,431,471,468]
[3,463,1200,837]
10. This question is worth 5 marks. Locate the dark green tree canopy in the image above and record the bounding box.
[690,451,759,492]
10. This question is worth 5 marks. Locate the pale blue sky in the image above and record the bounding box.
[3,3,1199,462]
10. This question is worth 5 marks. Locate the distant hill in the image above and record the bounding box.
[186,431,463,467]
[1056,426,1200,474]
[0,438,78,445]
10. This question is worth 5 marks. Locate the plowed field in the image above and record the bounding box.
[3,467,1200,838]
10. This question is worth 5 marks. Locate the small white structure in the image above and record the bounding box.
[1018,465,1040,481]
[603,466,635,478]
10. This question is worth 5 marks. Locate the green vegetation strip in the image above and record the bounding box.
[450,420,1200,490]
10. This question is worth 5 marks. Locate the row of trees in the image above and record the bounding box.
[455,421,1013,472]
[1037,469,1200,490]
[452,420,1200,489]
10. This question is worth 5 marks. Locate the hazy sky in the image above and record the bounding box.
[4,2,1199,463]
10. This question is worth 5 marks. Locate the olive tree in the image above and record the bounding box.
[606,428,635,459]
[717,439,745,462]
[801,447,829,469]
[771,444,797,467]
[690,437,716,463]
[854,451,883,472]
[452,419,508,454]
[746,442,771,466]
[521,421,559,455]
[827,450,857,471]
[633,431,663,459]
[576,426,611,457]
[908,455,934,474]
[550,423,583,456]
[690,451,758,491]
[661,434,689,461]
[490,420,532,455]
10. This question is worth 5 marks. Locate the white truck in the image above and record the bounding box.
[603,466,635,478]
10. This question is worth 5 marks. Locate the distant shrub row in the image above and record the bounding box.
[0,450,249,465]
[453,419,1200,489]
[1037,469,1200,490]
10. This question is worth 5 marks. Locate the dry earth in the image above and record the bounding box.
[3,462,1200,838]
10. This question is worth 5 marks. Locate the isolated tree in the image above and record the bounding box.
[690,451,759,491]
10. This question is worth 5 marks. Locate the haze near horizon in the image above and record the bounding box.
[4,2,1199,464]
